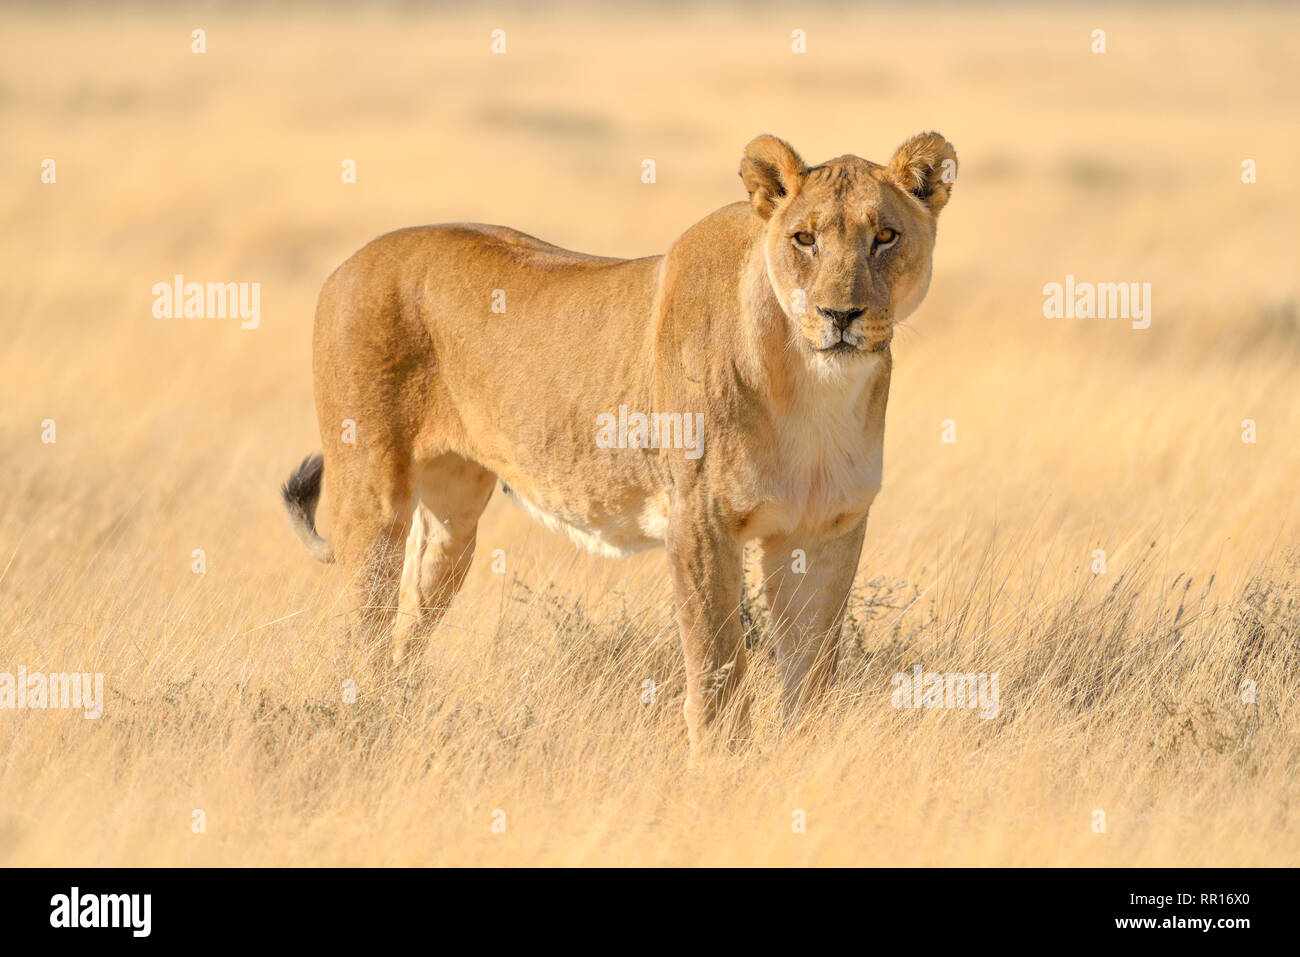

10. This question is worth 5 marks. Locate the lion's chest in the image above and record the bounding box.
[742,437,881,544]
[737,375,885,542]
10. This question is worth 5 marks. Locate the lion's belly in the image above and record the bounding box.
[501,485,666,558]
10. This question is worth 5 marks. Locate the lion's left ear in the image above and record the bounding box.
[887,132,957,217]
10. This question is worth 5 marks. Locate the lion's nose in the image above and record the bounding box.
[816,306,866,331]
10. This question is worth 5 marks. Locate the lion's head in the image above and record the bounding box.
[740,132,957,362]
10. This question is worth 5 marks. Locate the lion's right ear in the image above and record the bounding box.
[739,135,806,219]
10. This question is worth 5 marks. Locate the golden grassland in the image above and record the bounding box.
[1,3,1297,865]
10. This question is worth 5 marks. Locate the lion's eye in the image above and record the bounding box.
[874,227,898,248]
[793,231,816,248]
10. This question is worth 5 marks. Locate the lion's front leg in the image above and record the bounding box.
[665,508,749,753]
[760,517,868,722]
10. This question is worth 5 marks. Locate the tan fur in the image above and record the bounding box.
[282,132,957,750]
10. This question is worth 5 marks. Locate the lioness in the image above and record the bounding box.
[282,132,956,749]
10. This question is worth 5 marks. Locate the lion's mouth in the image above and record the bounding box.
[816,341,859,355]
[813,336,890,356]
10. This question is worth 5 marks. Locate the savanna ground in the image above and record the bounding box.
[1,2,1297,866]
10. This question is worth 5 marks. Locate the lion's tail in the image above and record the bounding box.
[280,453,334,564]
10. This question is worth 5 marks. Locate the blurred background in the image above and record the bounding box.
[0,2,1297,865]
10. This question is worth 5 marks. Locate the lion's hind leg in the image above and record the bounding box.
[325,439,418,673]
[391,453,497,666]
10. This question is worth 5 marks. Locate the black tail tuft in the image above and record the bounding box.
[281,453,333,563]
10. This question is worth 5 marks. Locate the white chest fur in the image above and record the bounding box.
[744,353,887,541]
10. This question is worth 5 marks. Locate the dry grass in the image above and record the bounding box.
[1,2,1297,866]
